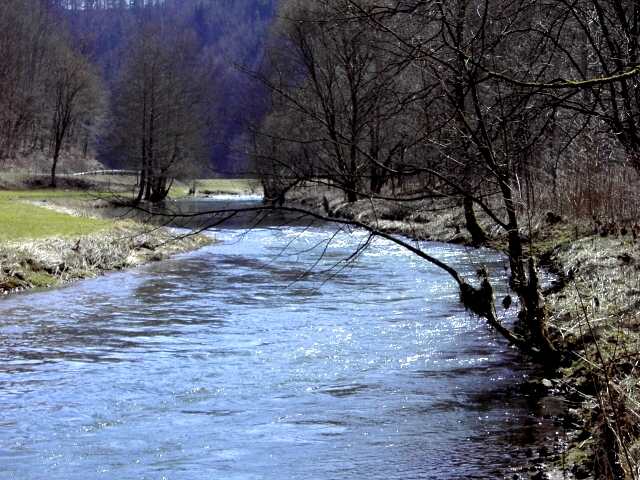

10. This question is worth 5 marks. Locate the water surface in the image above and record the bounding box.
[0,211,548,479]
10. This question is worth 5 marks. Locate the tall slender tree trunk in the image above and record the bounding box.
[50,143,61,188]
[345,176,358,203]
[134,91,148,206]
[135,170,146,205]
[522,258,557,356]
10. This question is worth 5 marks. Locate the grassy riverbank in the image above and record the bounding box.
[0,190,111,241]
[0,172,261,200]
[285,186,640,479]
[0,188,212,295]
[545,238,640,478]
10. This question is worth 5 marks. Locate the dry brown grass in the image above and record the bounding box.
[529,159,640,224]
[0,223,212,294]
[548,236,640,478]
[286,176,640,478]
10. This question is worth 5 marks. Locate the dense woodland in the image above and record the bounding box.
[0,0,275,195]
[256,0,640,219]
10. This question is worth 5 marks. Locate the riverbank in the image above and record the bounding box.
[0,188,213,295]
[284,186,639,479]
[544,238,640,479]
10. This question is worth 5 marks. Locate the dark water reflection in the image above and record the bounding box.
[0,201,552,479]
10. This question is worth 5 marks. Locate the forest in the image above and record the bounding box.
[0,0,275,194]
[251,4,637,320]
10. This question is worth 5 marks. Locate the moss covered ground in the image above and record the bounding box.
[545,235,640,478]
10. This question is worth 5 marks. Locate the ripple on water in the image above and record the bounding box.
[0,224,551,480]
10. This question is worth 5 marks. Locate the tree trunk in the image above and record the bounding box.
[370,167,380,194]
[144,175,152,201]
[134,167,146,205]
[520,258,557,358]
[459,270,531,353]
[501,183,527,290]
[149,175,169,203]
[50,145,61,188]
[345,176,358,202]
[463,196,489,246]
[499,180,558,362]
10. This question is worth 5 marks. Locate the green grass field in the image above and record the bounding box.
[169,178,262,198]
[0,190,112,241]
[0,176,261,241]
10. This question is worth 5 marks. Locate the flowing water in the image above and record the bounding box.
[0,199,552,479]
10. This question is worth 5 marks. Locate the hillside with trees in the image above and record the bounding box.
[0,0,276,186]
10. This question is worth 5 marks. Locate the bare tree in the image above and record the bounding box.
[110,26,207,203]
[254,0,414,204]
[0,0,105,177]
[45,43,104,187]
[0,0,52,163]
[251,0,576,361]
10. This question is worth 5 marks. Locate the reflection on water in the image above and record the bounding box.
[0,215,550,479]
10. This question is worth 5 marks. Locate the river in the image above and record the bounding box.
[0,198,552,479]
